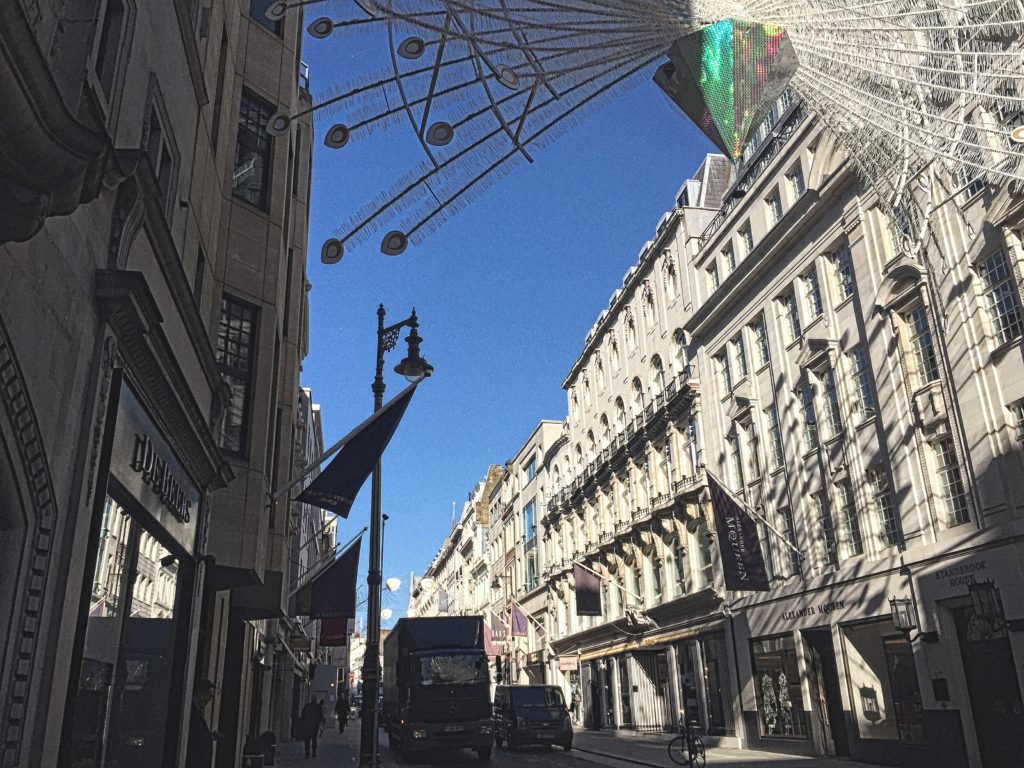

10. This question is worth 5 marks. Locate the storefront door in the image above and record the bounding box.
[953,606,1024,768]
[803,629,849,757]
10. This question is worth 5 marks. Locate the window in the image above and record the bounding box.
[94,0,126,98]
[193,247,205,304]
[600,414,611,447]
[905,306,940,385]
[800,385,819,452]
[671,543,687,596]
[651,558,663,603]
[848,347,877,420]
[642,286,656,328]
[596,357,606,389]
[978,249,1023,345]
[739,223,754,257]
[216,295,258,455]
[751,635,808,737]
[868,467,901,546]
[732,334,748,379]
[766,406,784,468]
[758,522,775,582]
[717,353,732,394]
[651,355,666,392]
[821,368,843,438]
[753,317,770,367]
[695,522,713,589]
[145,108,174,211]
[632,378,645,414]
[524,458,536,482]
[631,565,645,605]
[1012,402,1024,442]
[708,265,720,292]
[625,311,638,348]
[835,481,863,556]
[814,493,838,568]
[665,262,680,301]
[727,430,745,490]
[778,506,801,576]
[957,126,985,199]
[615,398,626,431]
[832,244,855,301]
[766,189,784,224]
[610,335,620,371]
[723,244,737,274]
[782,291,802,342]
[570,391,579,422]
[250,0,283,34]
[673,329,688,374]
[233,90,275,210]
[803,268,824,319]
[211,31,229,151]
[788,165,806,200]
[934,439,970,526]
[744,423,761,481]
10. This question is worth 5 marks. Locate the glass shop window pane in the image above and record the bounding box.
[750,634,808,738]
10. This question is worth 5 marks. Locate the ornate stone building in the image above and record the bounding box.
[0,1,316,765]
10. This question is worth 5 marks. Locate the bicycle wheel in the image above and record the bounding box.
[666,736,690,766]
[691,736,706,768]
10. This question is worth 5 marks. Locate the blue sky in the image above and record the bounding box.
[299,29,716,629]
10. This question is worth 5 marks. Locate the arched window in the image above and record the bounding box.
[575,444,583,471]
[664,260,679,301]
[642,283,656,327]
[652,355,666,393]
[552,465,561,492]
[587,431,596,462]
[615,397,626,431]
[625,310,637,349]
[632,377,645,415]
[600,414,611,447]
[673,329,687,375]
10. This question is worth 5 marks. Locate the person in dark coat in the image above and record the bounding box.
[186,680,219,768]
[299,697,323,758]
[335,692,350,733]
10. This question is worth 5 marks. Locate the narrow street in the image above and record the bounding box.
[274,719,880,768]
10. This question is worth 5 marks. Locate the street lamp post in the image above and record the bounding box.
[359,305,432,768]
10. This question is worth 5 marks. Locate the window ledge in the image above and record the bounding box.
[990,334,1023,362]
[854,415,878,430]
[834,294,855,311]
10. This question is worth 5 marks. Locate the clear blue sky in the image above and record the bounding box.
[299,28,716,630]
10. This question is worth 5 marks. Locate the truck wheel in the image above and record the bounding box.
[476,746,492,760]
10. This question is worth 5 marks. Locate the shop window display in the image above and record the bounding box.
[751,635,807,738]
[842,622,923,743]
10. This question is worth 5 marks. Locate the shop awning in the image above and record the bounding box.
[292,538,361,619]
[579,620,724,662]
[232,570,286,620]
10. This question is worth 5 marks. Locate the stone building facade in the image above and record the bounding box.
[0,1,316,765]
[407,88,1024,767]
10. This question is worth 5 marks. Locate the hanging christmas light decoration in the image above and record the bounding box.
[265,0,1024,258]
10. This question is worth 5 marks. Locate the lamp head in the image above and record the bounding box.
[395,310,434,383]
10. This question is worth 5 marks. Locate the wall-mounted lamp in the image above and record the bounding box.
[889,596,938,643]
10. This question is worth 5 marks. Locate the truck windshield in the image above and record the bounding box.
[512,687,565,708]
[415,653,488,686]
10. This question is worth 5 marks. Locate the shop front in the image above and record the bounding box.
[62,379,202,768]
[734,566,942,766]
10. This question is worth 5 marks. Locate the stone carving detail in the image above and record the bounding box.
[84,336,121,511]
[0,312,59,768]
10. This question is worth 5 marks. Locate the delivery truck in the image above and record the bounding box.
[381,616,493,760]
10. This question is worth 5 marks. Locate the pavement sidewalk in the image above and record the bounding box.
[572,730,878,768]
[274,721,360,767]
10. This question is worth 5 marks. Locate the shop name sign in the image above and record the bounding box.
[558,655,579,671]
[934,560,985,588]
[781,600,845,621]
[131,433,192,523]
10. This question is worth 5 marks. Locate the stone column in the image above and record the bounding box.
[666,644,682,726]
[609,657,623,728]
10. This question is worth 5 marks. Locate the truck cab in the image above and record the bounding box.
[493,685,573,751]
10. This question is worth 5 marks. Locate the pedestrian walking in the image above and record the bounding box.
[319,699,328,736]
[186,680,220,768]
[570,682,581,726]
[335,692,350,733]
[299,697,323,758]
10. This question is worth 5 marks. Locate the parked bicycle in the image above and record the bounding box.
[667,718,706,767]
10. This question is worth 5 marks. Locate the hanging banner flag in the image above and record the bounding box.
[295,385,417,517]
[293,538,362,617]
[490,610,508,642]
[483,621,503,656]
[572,563,602,616]
[511,602,528,637]
[708,473,770,592]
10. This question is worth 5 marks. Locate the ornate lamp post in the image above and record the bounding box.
[360,305,432,767]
